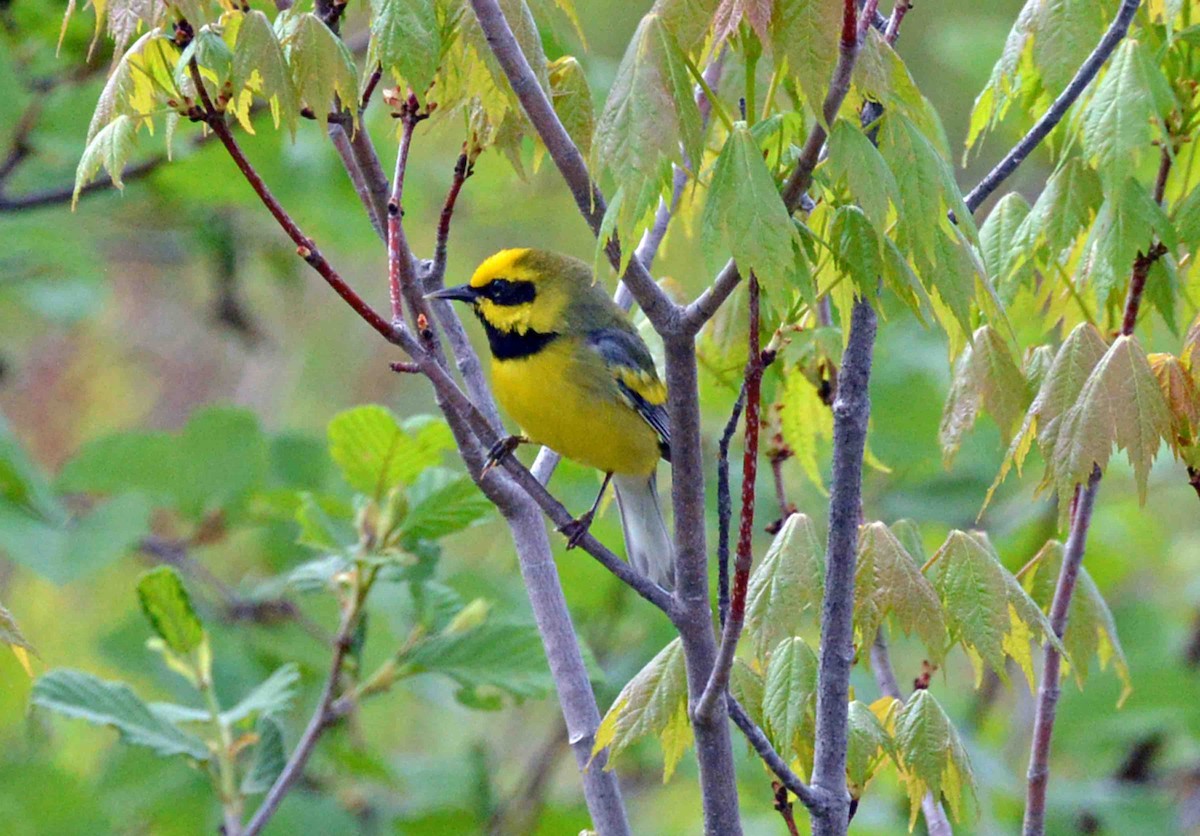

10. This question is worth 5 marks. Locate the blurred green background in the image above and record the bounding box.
[3,1,1200,833]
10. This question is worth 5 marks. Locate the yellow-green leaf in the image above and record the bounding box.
[231,9,298,135]
[763,636,818,759]
[855,522,945,662]
[894,689,977,827]
[277,11,360,128]
[548,56,594,157]
[778,370,832,492]
[940,325,1030,464]
[745,513,824,659]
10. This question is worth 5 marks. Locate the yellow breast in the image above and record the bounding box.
[490,337,662,476]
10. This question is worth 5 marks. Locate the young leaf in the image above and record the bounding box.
[399,468,492,542]
[729,659,765,729]
[594,638,691,780]
[855,522,945,663]
[1080,39,1175,184]
[983,322,1108,511]
[651,0,721,51]
[1081,177,1177,306]
[73,114,138,208]
[1051,335,1171,504]
[231,9,298,134]
[825,119,901,232]
[136,567,204,656]
[978,192,1031,298]
[701,121,798,290]
[770,0,840,118]
[939,325,1030,464]
[277,12,360,127]
[327,406,452,499]
[745,513,825,659]
[1020,541,1132,704]
[548,56,594,157]
[32,670,211,760]
[593,13,701,200]
[1015,157,1103,263]
[221,664,301,726]
[846,699,895,799]
[405,621,553,703]
[241,716,287,795]
[369,0,440,95]
[894,689,977,826]
[830,205,882,295]
[778,370,833,492]
[763,636,818,757]
[1148,353,1200,455]
[927,531,1063,688]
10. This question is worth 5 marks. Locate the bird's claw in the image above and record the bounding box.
[558,510,595,550]
[481,434,526,477]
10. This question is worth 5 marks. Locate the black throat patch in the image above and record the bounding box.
[477,314,559,360]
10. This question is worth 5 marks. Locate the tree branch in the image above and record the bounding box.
[1022,466,1102,836]
[727,695,824,812]
[329,122,387,240]
[716,384,748,627]
[696,274,764,722]
[810,293,877,836]
[465,0,680,335]
[962,0,1141,214]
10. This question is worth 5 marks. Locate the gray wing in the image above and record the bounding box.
[586,326,671,461]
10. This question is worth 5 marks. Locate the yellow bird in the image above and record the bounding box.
[428,248,675,588]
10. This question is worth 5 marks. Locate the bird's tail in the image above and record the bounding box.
[612,472,674,590]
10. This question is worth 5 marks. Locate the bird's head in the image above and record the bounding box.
[427,248,590,335]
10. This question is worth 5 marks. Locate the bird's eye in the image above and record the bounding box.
[484,278,535,306]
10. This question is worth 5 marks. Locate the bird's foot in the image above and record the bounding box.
[558,510,595,550]
[481,434,528,477]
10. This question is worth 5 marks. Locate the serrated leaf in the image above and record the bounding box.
[983,323,1108,512]
[826,119,901,231]
[831,205,882,295]
[651,0,721,51]
[1016,157,1104,263]
[32,670,210,760]
[1080,39,1174,184]
[594,13,700,206]
[1081,177,1177,306]
[223,664,301,726]
[894,689,976,826]
[771,0,840,118]
[73,114,138,208]
[369,0,440,95]
[241,716,286,795]
[278,12,359,127]
[86,29,181,144]
[729,659,765,729]
[778,370,833,492]
[327,406,452,499]
[136,567,204,655]
[1030,0,1109,95]
[939,325,1030,464]
[594,638,690,778]
[855,522,945,662]
[745,513,824,659]
[1148,353,1200,454]
[1052,335,1171,504]
[400,468,491,542]
[1020,541,1132,705]
[846,699,894,798]
[231,9,298,134]
[979,193,1030,298]
[548,56,593,157]
[927,531,1063,688]
[405,620,552,702]
[713,0,772,43]
[1176,186,1200,251]
[763,636,818,757]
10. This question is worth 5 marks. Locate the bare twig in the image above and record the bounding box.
[727,695,823,811]
[1023,466,1103,836]
[696,275,764,722]
[329,123,387,240]
[716,384,748,627]
[774,782,803,836]
[387,94,429,330]
[962,0,1141,214]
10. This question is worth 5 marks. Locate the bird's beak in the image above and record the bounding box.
[426,284,478,303]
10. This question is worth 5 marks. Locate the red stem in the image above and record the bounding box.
[731,273,763,624]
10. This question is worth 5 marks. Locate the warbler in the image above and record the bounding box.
[428,248,675,588]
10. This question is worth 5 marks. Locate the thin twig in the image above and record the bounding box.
[962,0,1142,214]
[1022,466,1102,836]
[716,384,748,627]
[329,122,387,240]
[727,695,823,811]
[433,151,473,281]
[387,94,428,329]
[1120,147,1173,335]
[696,275,764,722]
[774,782,803,836]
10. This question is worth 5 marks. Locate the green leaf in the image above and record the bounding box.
[73,114,138,208]
[825,119,901,231]
[0,415,61,521]
[1015,157,1104,263]
[650,0,721,51]
[846,700,894,798]
[0,599,35,674]
[1021,541,1132,705]
[32,670,210,760]
[277,12,360,127]
[778,370,833,492]
[830,205,882,295]
[241,716,286,795]
[1080,39,1174,184]
[763,636,817,757]
[894,689,976,826]
[1052,334,1171,504]
[327,406,453,500]
[594,13,701,201]
[1149,353,1200,457]
[978,193,1031,298]
[939,325,1030,464]
[400,469,492,543]
[58,407,269,520]
[223,664,301,726]
[745,513,824,659]
[1175,185,1200,252]
[927,530,1063,688]
[1029,0,1110,94]
[405,621,552,703]
[1081,176,1177,306]
[295,492,356,551]
[729,659,765,729]
[594,638,691,781]
[230,9,298,135]
[85,30,181,144]
[548,56,594,157]
[770,0,841,118]
[369,0,440,95]
[136,567,204,656]
[855,522,945,662]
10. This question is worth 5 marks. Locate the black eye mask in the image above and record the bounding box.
[482,278,537,306]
